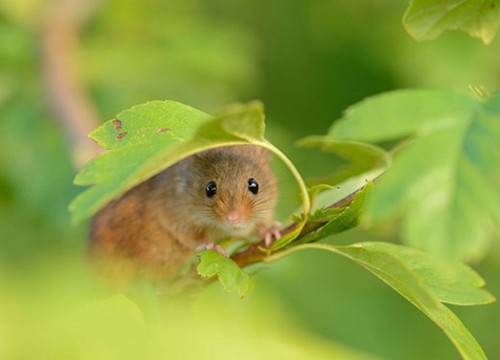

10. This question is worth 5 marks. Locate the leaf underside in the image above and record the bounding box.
[70,101,268,224]
[403,0,500,44]
[330,89,500,261]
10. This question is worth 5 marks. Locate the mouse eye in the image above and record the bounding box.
[205,180,217,198]
[248,178,259,195]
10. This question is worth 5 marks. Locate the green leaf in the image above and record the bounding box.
[329,89,500,261]
[87,101,209,150]
[268,242,494,360]
[403,0,500,44]
[197,250,255,298]
[331,89,478,142]
[70,100,310,226]
[369,244,495,306]
[298,137,390,185]
[70,100,311,246]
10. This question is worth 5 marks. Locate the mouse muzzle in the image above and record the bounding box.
[225,210,244,226]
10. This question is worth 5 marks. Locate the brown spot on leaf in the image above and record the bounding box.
[112,119,123,131]
[156,127,170,133]
[116,132,128,141]
[491,2,496,8]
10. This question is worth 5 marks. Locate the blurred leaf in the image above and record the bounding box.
[83,0,260,111]
[271,242,494,360]
[0,0,48,27]
[70,101,266,223]
[298,137,390,185]
[0,261,376,360]
[403,0,500,44]
[70,294,148,359]
[0,100,77,236]
[329,89,500,261]
[197,250,255,298]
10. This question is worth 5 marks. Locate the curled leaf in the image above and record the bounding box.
[197,250,255,298]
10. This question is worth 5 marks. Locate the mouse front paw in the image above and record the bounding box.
[258,221,283,248]
[196,241,228,257]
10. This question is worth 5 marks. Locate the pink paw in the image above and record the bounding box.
[259,221,283,248]
[197,242,228,257]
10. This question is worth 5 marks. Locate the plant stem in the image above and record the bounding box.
[258,141,311,214]
[40,0,103,168]
[231,181,368,268]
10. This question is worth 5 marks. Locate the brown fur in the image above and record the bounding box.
[89,145,277,286]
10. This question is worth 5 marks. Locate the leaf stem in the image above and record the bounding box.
[264,243,340,263]
[257,141,311,214]
[231,181,369,268]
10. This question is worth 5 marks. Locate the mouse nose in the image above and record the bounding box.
[226,210,243,225]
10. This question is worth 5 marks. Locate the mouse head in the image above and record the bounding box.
[186,145,277,237]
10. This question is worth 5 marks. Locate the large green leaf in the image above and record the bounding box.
[268,242,494,360]
[330,89,500,261]
[403,0,500,44]
[70,100,310,225]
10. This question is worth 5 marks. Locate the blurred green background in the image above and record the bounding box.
[1,0,499,359]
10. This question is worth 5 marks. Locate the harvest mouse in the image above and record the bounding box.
[89,145,279,285]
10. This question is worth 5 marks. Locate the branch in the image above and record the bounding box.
[231,183,366,267]
[40,0,103,169]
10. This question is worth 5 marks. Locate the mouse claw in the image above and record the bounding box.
[197,242,228,257]
[260,221,283,248]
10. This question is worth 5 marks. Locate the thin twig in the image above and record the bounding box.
[230,182,368,268]
[40,0,103,168]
